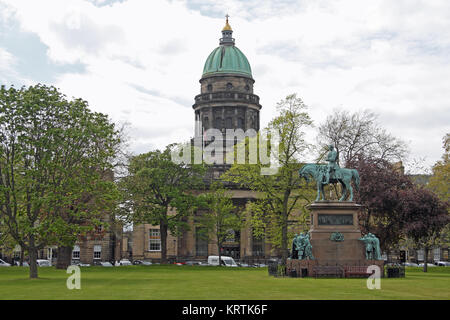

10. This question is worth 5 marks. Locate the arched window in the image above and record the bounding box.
[237,117,244,129]
[226,82,233,90]
[207,84,213,92]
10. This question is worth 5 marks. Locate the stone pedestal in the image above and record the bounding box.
[287,201,384,277]
[309,201,365,264]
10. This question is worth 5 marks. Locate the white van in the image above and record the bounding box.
[36,259,52,267]
[207,255,238,267]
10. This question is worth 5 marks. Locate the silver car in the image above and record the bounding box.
[0,259,11,267]
[100,261,113,267]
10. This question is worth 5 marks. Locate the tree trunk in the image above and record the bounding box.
[218,237,222,267]
[423,247,428,273]
[56,246,73,269]
[160,219,168,264]
[111,231,116,265]
[281,213,289,267]
[28,246,38,279]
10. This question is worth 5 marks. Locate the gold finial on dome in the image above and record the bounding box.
[222,14,232,31]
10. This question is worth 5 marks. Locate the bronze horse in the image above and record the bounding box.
[299,163,360,201]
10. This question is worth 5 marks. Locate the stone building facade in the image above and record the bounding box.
[132,18,284,263]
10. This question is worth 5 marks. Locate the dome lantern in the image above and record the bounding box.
[220,14,234,45]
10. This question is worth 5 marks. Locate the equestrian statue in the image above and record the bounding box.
[298,145,360,202]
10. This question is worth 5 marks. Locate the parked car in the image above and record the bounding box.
[418,263,436,267]
[117,259,132,266]
[36,259,52,267]
[99,261,113,267]
[402,262,419,267]
[71,261,90,267]
[0,259,11,267]
[385,262,402,267]
[14,261,29,267]
[133,260,152,265]
[207,255,238,267]
[435,261,450,266]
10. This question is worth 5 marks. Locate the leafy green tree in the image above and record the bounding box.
[119,145,205,263]
[350,156,449,270]
[422,133,450,270]
[222,94,314,265]
[196,184,240,265]
[402,187,449,272]
[428,133,449,201]
[0,84,121,278]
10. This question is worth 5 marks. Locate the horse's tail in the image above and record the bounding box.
[353,169,360,191]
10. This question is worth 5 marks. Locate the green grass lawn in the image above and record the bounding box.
[0,265,449,300]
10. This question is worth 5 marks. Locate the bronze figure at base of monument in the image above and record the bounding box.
[287,201,384,277]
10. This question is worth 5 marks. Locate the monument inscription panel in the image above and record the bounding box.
[318,214,353,226]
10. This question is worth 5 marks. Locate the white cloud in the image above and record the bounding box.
[0,0,449,170]
[0,47,31,85]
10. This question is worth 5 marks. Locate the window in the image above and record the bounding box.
[207,84,213,92]
[149,229,161,251]
[93,245,102,259]
[72,245,80,259]
[245,84,250,91]
[417,249,424,261]
[237,117,244,128]
[214,118,222,129]
[433,248,441,261]
[252,235,264,257]
[13,245,21,259]
[226,82,233,90]
[225,117,233,129]
[195,227,208,256]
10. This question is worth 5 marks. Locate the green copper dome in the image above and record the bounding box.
[202,45,252,78]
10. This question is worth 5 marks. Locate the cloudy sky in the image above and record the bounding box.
[0,0,449,173]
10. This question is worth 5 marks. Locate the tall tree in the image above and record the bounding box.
[222,94,314,266]
[317,109,408,166]
[119,145,205,263]
[0,84,121,278]
[401,187,449,272]
[196,184,240,265]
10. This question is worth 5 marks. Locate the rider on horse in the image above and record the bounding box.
[324,145,339,184]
